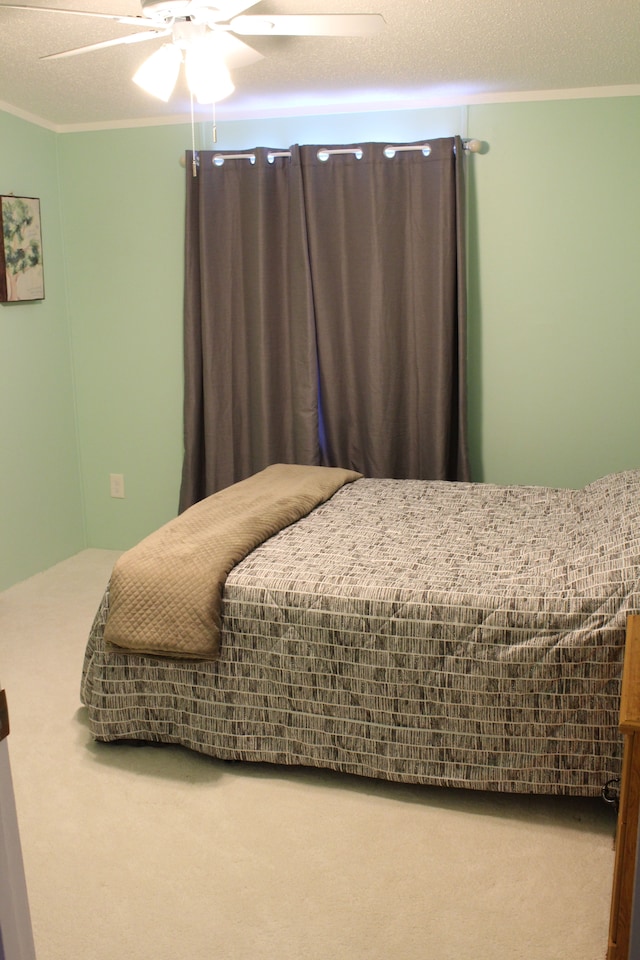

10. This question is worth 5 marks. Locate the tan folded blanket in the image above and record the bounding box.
[104,463,362,660]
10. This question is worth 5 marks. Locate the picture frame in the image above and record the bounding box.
[0,195,44,303]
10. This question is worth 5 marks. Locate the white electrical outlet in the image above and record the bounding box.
[109,473,125,499]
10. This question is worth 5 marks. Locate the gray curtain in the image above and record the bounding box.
[179,146,320,510]
[300,137,469,480]
[180,137,469,511]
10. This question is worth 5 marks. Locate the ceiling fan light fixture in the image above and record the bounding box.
[8,2,388,113]
[184,37,235,104]
[133,42,182,102]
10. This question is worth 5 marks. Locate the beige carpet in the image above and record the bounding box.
[0,550,616,960]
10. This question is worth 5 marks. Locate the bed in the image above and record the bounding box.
[81,464,640,796]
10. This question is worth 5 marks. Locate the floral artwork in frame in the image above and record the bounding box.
[0,196,44,303]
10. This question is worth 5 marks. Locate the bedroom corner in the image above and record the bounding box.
[0,108,84,592]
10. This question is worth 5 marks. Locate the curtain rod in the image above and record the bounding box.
[179,139,484,168]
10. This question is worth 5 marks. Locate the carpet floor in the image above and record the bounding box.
[0,549,617,960]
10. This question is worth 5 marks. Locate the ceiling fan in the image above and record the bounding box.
[3,1,385,103]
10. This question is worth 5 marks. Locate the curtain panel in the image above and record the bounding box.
[300,138,469,480]
[180,146,321,510]
[179,137,469,511]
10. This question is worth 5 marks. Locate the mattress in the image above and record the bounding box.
[81,470,640,794]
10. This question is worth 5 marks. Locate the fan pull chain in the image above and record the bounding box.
[212,102,218,144]
[190,90,198,178]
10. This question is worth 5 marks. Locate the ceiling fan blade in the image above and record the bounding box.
[0,4,148,27]
[211,30,264,69]
[40,29,170,62]
[229,13,385,37]
[190,0,260,19]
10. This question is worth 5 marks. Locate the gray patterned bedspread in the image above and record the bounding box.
[81,470,640,795]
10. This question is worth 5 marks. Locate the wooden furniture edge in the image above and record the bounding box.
[608,615,640,960]
[620,615,640,732]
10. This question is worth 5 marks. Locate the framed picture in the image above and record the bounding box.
[0,196,44,303]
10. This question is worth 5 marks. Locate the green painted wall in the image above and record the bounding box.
[56,125,187,552]
[0,111,85,591]
[2,94,639,583]
[466,97,640,487]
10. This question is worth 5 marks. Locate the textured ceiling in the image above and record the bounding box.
[0,0,639,130]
